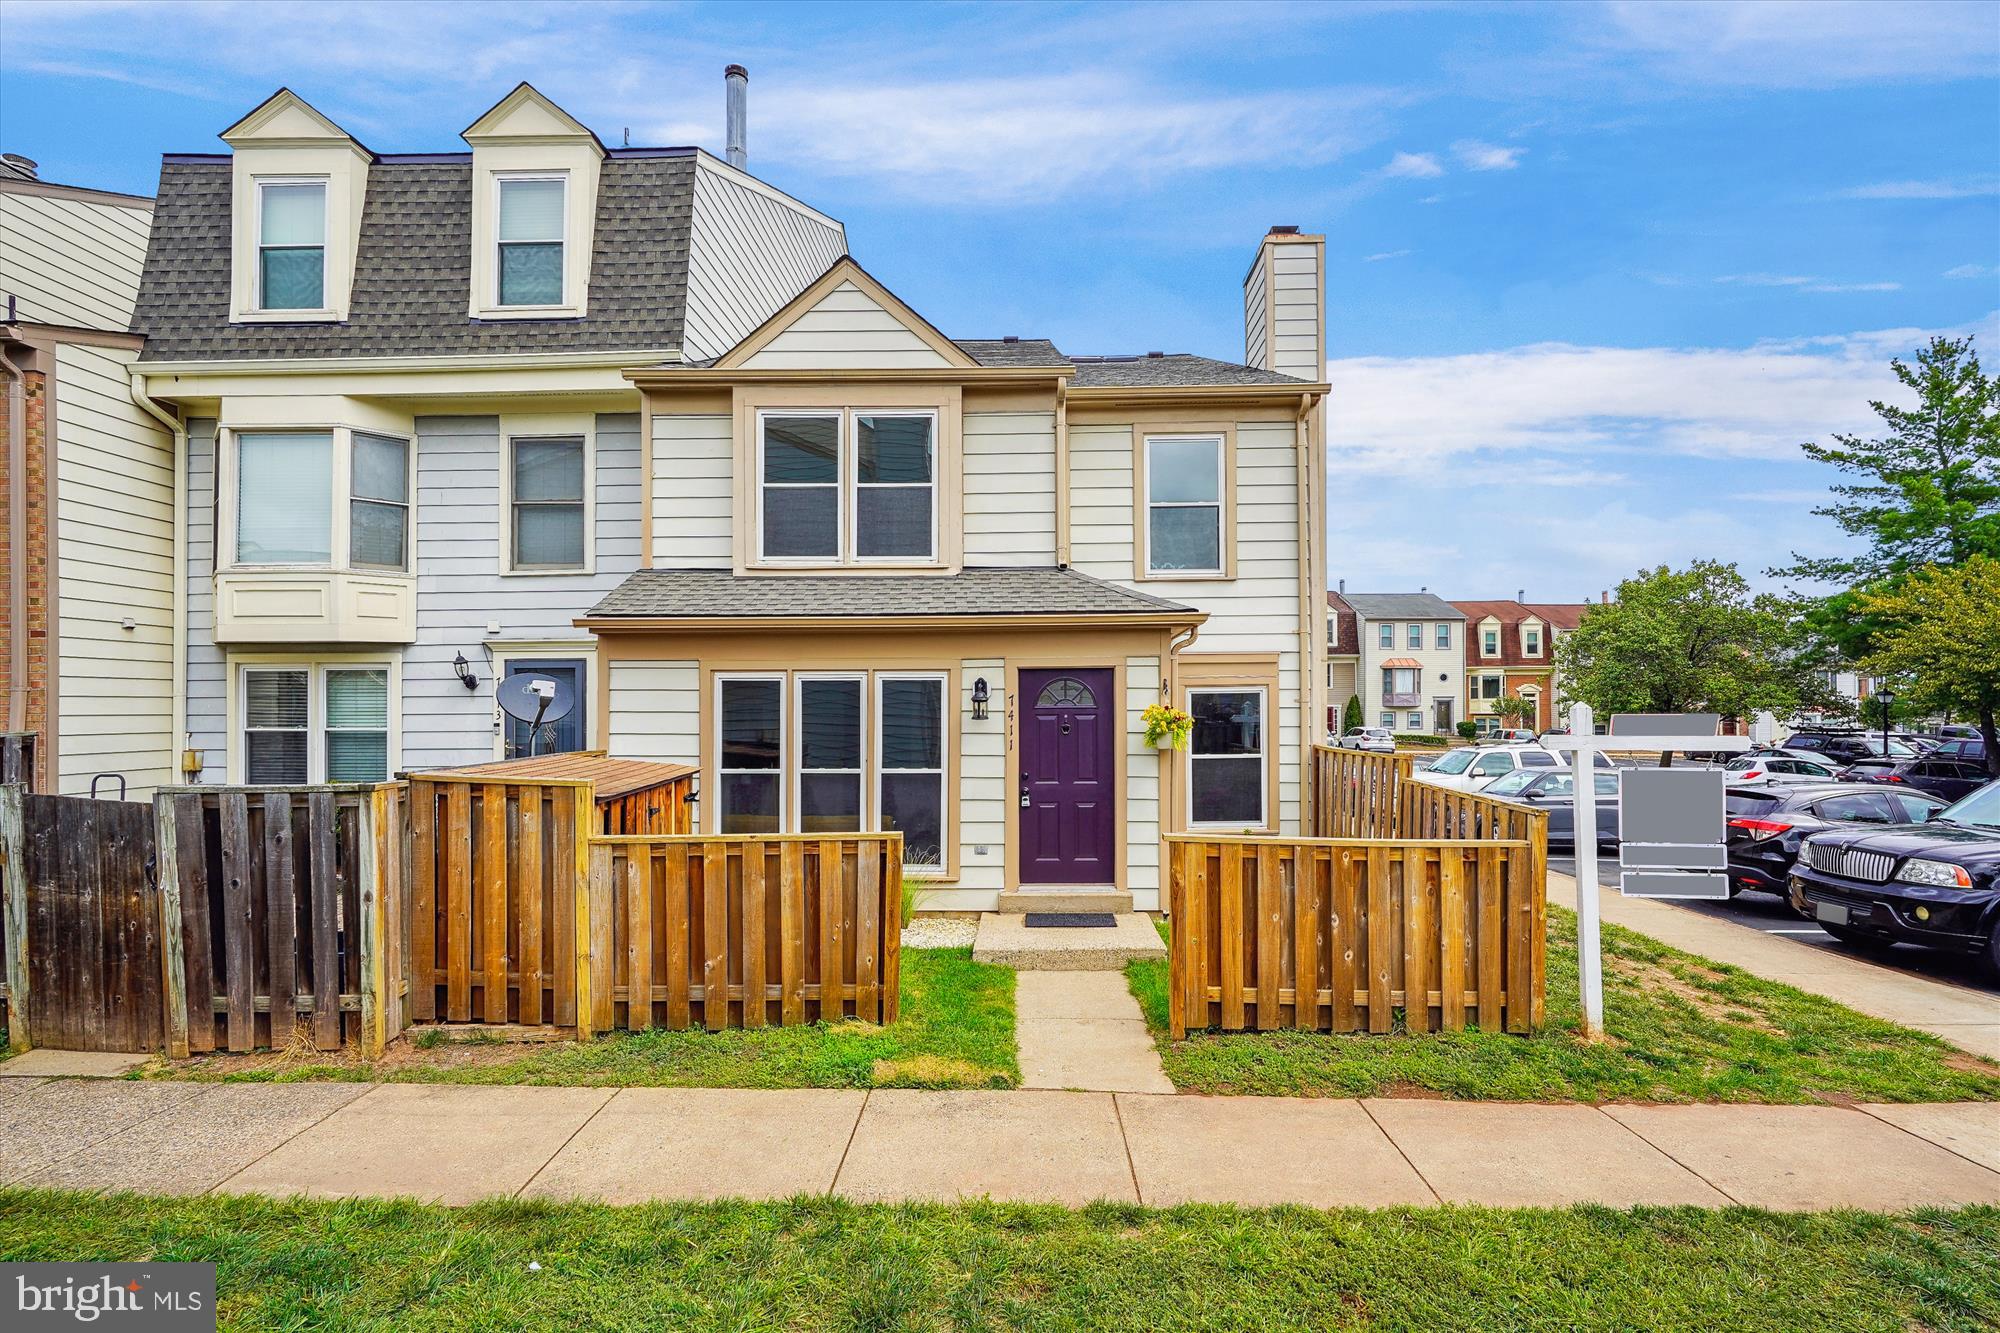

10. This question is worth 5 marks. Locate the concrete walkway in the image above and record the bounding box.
[1015,972,1173,1094]
[1549,871,2000,1060]
[2,1078,1995,1211]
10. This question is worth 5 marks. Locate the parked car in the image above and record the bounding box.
[1410,744,1612,793]
[1334,727,1396,753]
[1839,754,1992,804]
[1929,736,1989,766]
[1495,728,1539,744]
[1482,768,1623,848]
[1789,779,2000,976]
[1721,749,1846,783]
[1784,731,1920,765]
[1725,781,1947,899]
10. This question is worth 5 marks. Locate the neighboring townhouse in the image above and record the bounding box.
[128,82,846,787]
[588,230,1330,912]
[0,153,175,796]
[1453,597,1589,733]
[1325,590,1463,736]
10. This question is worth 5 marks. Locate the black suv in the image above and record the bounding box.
[1789,780,2000,977]
[1726,782,1948,897]
[1785,730,1919,765]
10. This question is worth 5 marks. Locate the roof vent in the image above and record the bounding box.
[1,153,38,179]
[1147,350,1164,358]
[1003,335,1019,344]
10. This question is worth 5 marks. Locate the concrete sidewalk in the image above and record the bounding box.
[2,1078,1995,1211]
[1549,871,2000,1061]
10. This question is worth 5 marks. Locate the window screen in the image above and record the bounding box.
[761,415,840,559]
[720,678,783,834]
[879,677,945,868]
[237,432,332,564]
[350,433,408,569]
[497,177,564,305]
[258,181,325,310]
[1145,437,1222,574]
[798,678,863,832]
[325,668,389,782]
[512,437,585,568]
[1190,689,1264,826]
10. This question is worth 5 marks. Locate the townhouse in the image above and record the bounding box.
[1325,589,1463,736]
[56,77,1327,913]
[1,154,172,796]
[1452,597,1588,734]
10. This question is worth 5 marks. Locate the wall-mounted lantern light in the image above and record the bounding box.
[452,652,479,691]
[970,677,990,720]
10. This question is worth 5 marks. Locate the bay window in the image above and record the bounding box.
[756,410,936,565]
[350,433,409,570]
[1143,435,1224,576]
[240,662,393,784]
[878,675,945,870]
[237,432,333,564]
[496,175,566,307]
[718,676,784,834]
[1189,688,1265,828]
[256,179,326,311]
[510,436,587,570]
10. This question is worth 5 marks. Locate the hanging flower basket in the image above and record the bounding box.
[1142,702,1195,751]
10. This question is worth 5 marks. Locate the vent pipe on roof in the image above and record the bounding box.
[1517,588,1524,602]
[724,65,748,170]
[1338,578,1345,594]
[0,154,37,179]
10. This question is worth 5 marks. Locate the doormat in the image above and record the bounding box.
[1023,912,1117,929]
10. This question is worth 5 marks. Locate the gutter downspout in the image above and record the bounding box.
[1296,390,1325,827]
[129,372,187,782]
[2,341,25,734]
[1053,376,1070,568]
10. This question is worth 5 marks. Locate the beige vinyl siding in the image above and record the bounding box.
[680,159,847,364]
[53,343,175,796]
[1244,254,1269,369]
[954,657,1006,901]
[1269,247,1322,383]
[962,412,1056,567]
[1070,420,1305,833]
[608,660,699,763]
[740,281,954,369]
[650,414,732,568]
[0,189,152,332]
[1126,654,1163,909]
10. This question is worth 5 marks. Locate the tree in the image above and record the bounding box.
[1342,694,1364,733]
[1493,695,1538,728]
[1858,558,2000,777]
[1778,336,2000,660]
[1554,561,1835,721]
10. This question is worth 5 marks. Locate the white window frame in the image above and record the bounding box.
[348,431,413,572]
[793,673,869,835]
[1482,625,1501,658]
[1407,622,1422,650]
[1408,711,1424,731]
[233,658,398,785]
[1380,712,1395,730]
[1188,684,1267,830]
[1523,623,1543,657]
[715,672,787,836]
[1142,434,1226,578]
[252,176,330,314]
[754,409,940,567]
[876,671,950,876]
[493,171,568,310]
[504,432,593,574]
[1378,623,1394,650]
[322,665,394,783]
[227,426,338,570]
[1436,622,1451,650]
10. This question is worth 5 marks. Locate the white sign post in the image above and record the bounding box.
[1544,705,1776,1040]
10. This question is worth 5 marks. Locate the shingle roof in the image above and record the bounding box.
[1339,592,1466,620]
[132,155,696,360]
[1451,599,1592,666]
[585,566,1201,621]
[954,338,1071,368]
[1326,591,1359,656]
[1070,353,1309,388]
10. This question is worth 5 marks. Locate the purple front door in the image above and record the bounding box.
[1019,668,1116,884]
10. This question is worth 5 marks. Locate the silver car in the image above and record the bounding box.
[1722,749,1845,784]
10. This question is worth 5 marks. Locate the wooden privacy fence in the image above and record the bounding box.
[589,835,903,1032]
[1311,745,1548,847]
[402,767,898,1035]
[1166,835,1545,1038]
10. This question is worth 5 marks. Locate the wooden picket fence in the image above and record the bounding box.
[1166,835,1544,1037]
[589,835,903,1032]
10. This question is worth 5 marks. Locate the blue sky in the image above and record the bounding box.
[4,0,1996,600]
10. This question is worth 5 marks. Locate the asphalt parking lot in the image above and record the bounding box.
[1550,854,2000,997]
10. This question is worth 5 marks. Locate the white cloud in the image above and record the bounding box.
[1452,139,1523,171]
[1836,178,2000,201]
[1364,249,1411,262]
[1322,317,1996,481]
[1383,151,1444,179]
[1946,264,2000,280]
[1593,0,2000,88]
[1716,273,1902,294]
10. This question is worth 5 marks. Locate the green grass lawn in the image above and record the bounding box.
[154,948,1018,1091]
[1127,908,2000,1103]
[3,1190,1995,1331]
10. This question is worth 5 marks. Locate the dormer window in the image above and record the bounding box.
[256,179,327,311]
[496,175,567,307]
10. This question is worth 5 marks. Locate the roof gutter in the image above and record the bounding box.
[135,347,680,378]
[625,365,1075,388]
[1066,381,1330,404]
[576,609,1209,634]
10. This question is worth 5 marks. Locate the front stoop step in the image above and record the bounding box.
[994,888,1134,914]
[972,913,1166,971]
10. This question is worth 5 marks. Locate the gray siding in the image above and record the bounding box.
[680,160,847,363]
[401,412,643,770]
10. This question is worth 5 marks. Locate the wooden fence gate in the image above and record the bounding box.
[0,788,163,1052]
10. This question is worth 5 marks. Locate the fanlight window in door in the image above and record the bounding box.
[1035,677,1097,709]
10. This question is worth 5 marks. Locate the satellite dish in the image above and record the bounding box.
[496,672,576,757]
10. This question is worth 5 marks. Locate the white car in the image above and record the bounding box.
[1335,727,1396,753]
[1721,749,1846,783]
[1411,744,1613,793]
